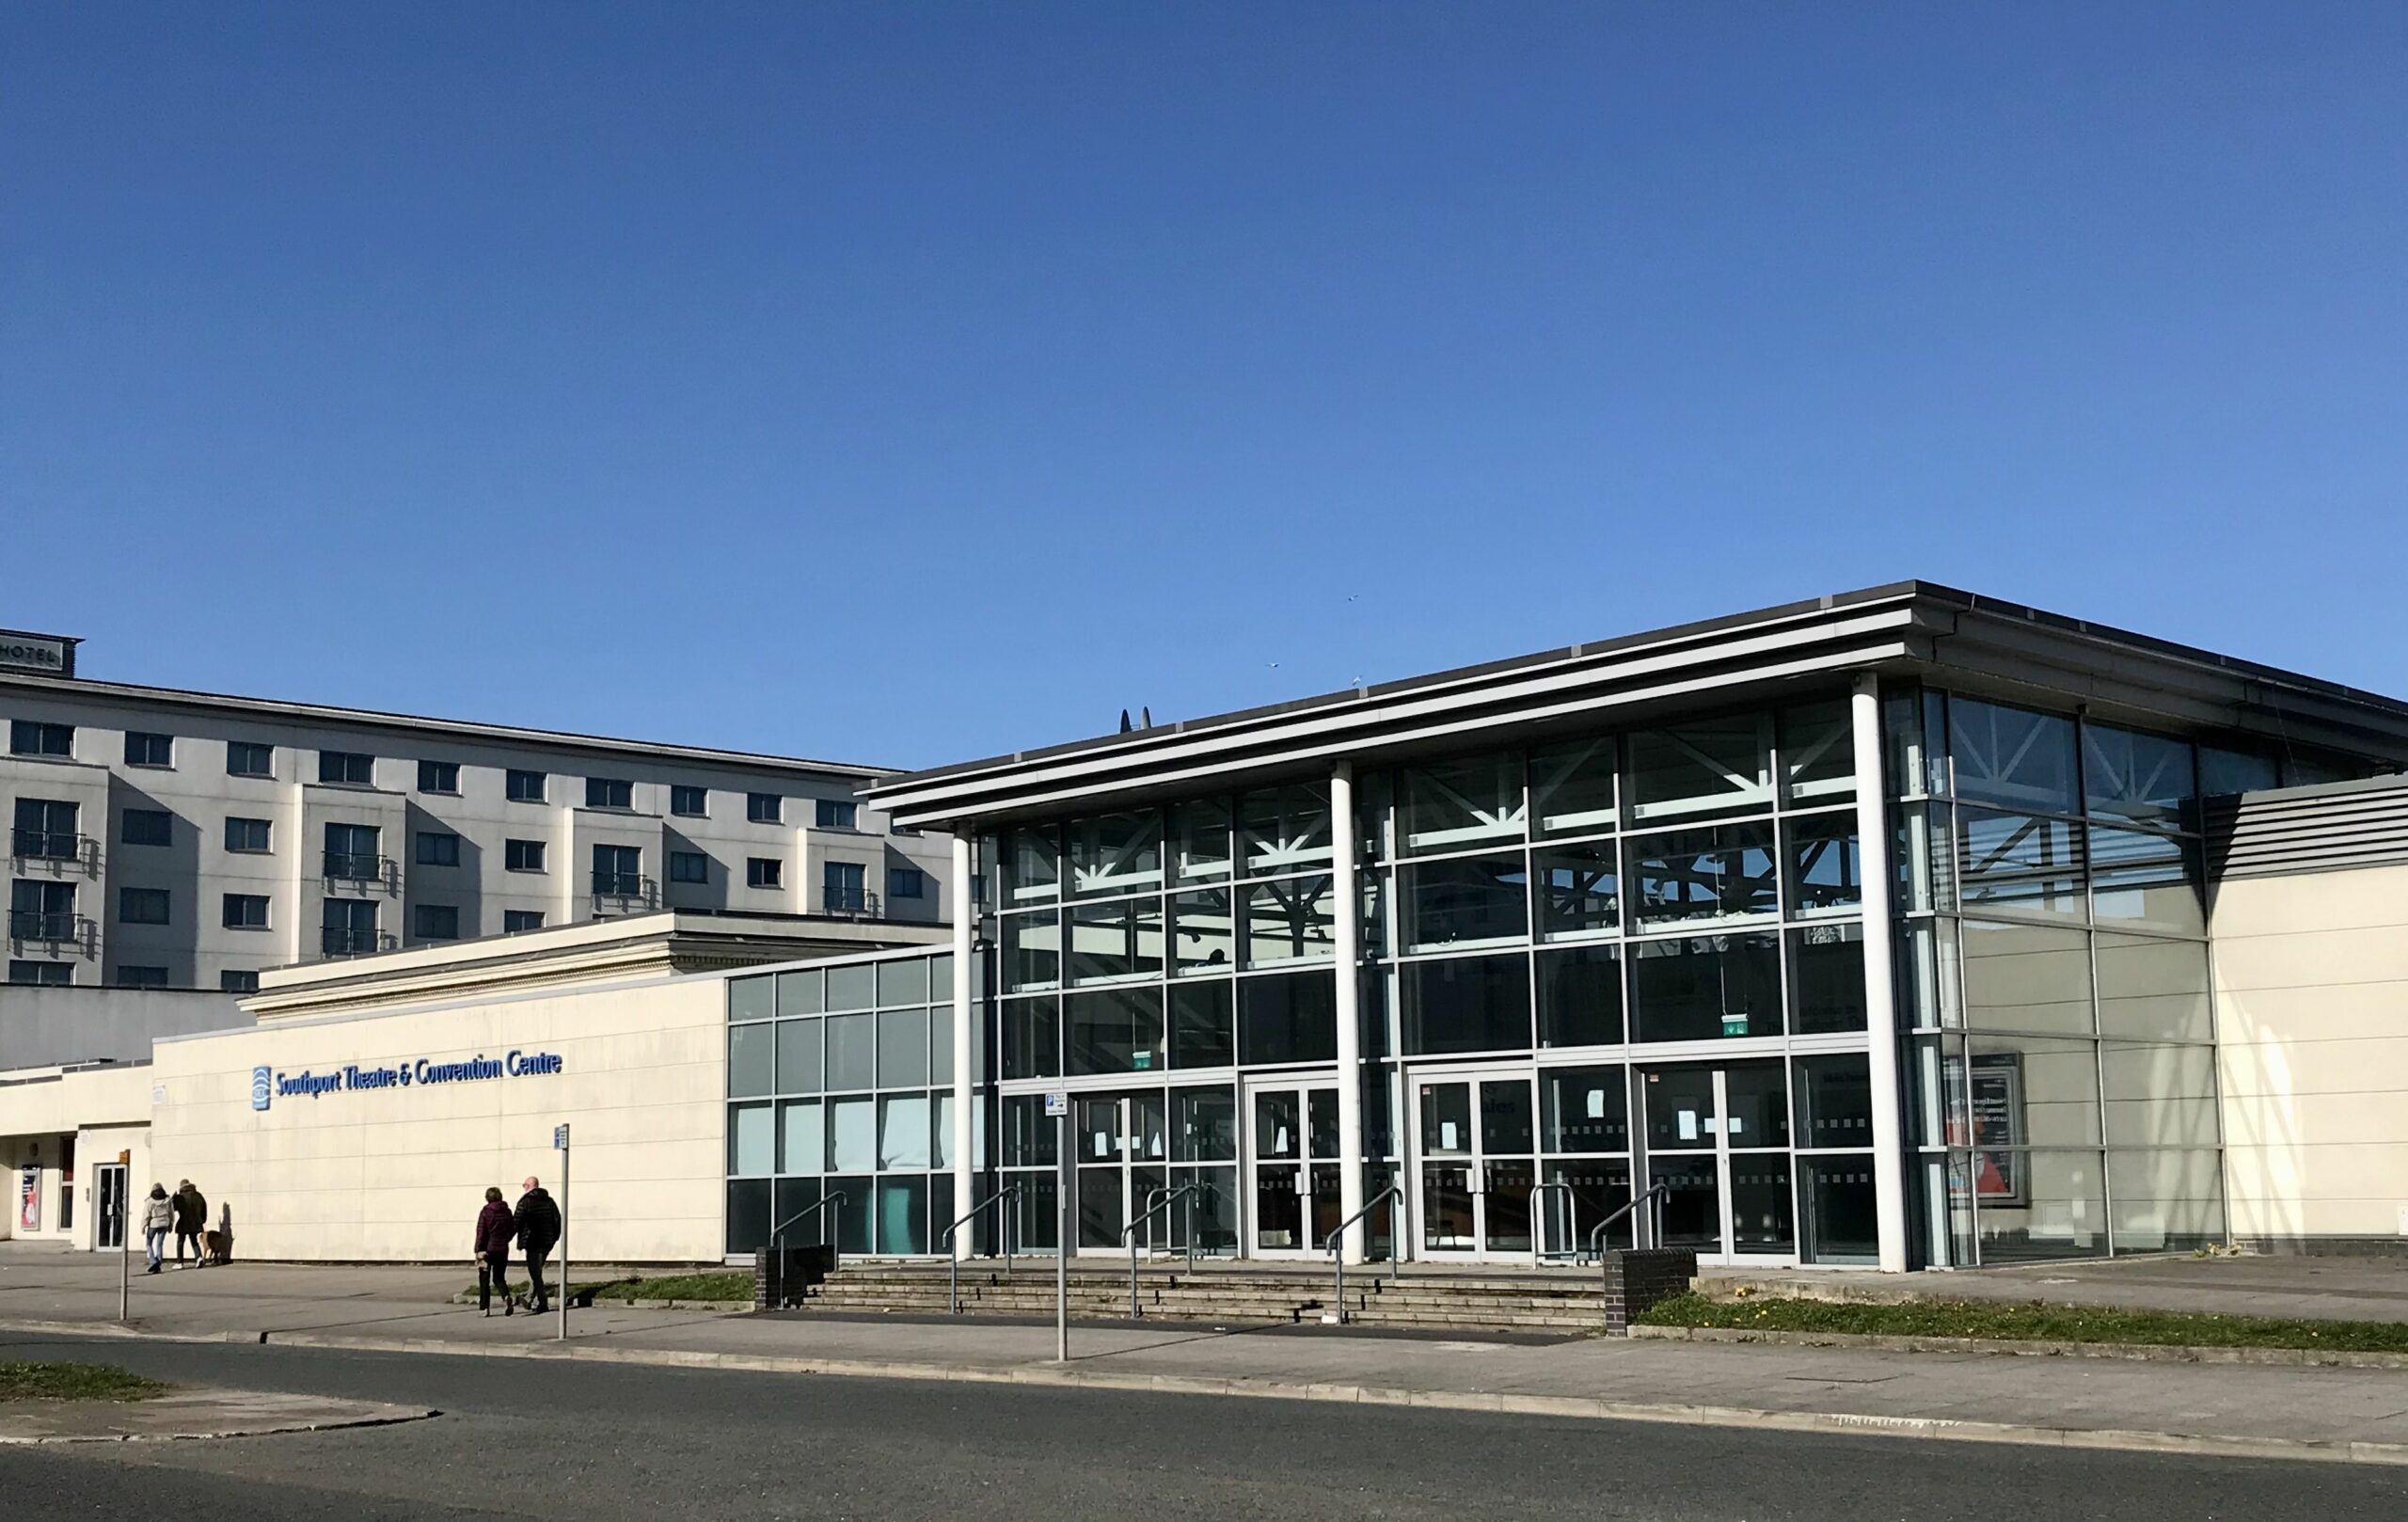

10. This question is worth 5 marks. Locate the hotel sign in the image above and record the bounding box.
[0,632,71,676]
[252,1050,564,1110]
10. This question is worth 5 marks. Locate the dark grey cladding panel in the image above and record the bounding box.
[2203,776,2408,880]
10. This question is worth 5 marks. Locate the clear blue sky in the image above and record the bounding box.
[7,5,2404,770]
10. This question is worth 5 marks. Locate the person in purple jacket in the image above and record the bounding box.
[473,1187,516,1316]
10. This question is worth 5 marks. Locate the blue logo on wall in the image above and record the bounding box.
[250,1066,273,1112]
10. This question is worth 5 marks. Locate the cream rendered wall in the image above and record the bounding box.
[2212,864,2408,1245]
[0,1066,156,1247]
[148,975,729,1263]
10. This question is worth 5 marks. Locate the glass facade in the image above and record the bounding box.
[1892,690,2231,1265]
[724,948,963,1258]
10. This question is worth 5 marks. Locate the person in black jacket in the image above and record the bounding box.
[513,1176,562,1314]
[473,1187,516,1316]
[171,1181,209,1269]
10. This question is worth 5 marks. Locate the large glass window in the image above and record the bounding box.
[1956,809,2084,919]
[1066,987,1164,1074]
[1168,981,1235,1069]
[1780,701,1855,806]
[1533,844,1618,941]
[1629,933,1782,1042]
[1068,811,1163,898]
[1959,919,2093,1036]
[1240,783,1332,876]
[1169,889,1233,975]
[1788,924,1866,1034]
[1067,896,1164,984]
[1400,753,1526,855]
[1629,822,1778,927]
[1530,737,1617,837]
[1947,697,2078,814]
[2094,933,2211,1042]
[1401,953,1531,1055]
[1241,875,1336,965]
[1782,814,1861,916]
[1171,798,1231,881]
[1628,716,1772,823]
[2088,825,2203,937]
[1001,911,1062,991]
[1399,856,1528,951]
[1535,943,1623,1048]
[1540,1067,1628,1153]
[1236,971,1337,1065]
[2083,722,2195,824]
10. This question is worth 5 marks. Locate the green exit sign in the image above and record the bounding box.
[1720,1012,1750,1037]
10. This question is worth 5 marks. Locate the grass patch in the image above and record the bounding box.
[0,1361,169,1403]
[1634,1292,2408,1355]
[465,1271,752,1305]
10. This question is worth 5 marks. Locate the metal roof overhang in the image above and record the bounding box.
[868,583,2408,831]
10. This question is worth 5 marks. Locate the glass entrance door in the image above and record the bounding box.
[1640,1060,1795,1265]
[1075,1092,1167,1254]
[1247,1081,1340,1257]
[1413,1070,1538,1260]
[95,1164,126,1251]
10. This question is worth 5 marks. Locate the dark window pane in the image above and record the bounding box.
[1628,715,1773,823]
[1629,822,1778,927]
[1236,971,1338,1065]
[1794,1054,1875,1150]
[1239,782,1332,876]
[1241,874,1336,965]
[2083,722,2196,824]
[1170,888,1234,975]
[1781,700,1855,806]
[1801,1156,1879,1265]
[1534,844,1619,940]
[1401,953,1531,1055]
[1782,814,1861,915]
[1540,1067,1629,1154]
[1790,924,1866,1034]
[1536,943,1624,1047]
[1948,696,2078,814]
[1630,933,1782,1041]
[1399,855,1528,951]
[1168,980,1234,1069]
[1065,987,1164,1075]
[1001,911,1061,991]
[1000,996,1060,1080]
[724,1179,771,1256]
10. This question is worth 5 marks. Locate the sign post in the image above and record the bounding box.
[117,1149,131,1323]
[1044,1091,1069,1362]
[553,1124,570,1342]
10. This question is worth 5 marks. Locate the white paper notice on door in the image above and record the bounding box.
[1586,1090,1606,1119]
[1095,1134,1111,1158]
[1677,1110,1699,1142]
[1275,1126,1291,1152]
[1441,1121,1460,1150]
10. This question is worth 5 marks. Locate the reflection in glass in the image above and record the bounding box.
[1534,844,1619,940]
[1400,855,1529,950]
[1782,813,1861,915]
[1530,736,1617,837]
[1628,716,1773,822]
[2095,934,2210,1041]
[1067,896,1164,984]
[1959,919,2093,1035]
[879,1095,931,1167]
[1629,822,1779,927]
[1065,987,1164,1074]
[1956,809,2084,918]
[1170,889,1234,975]
[1174,1086,1238,1160]
[825,1013,876,1089]
[2198,745,2278,798]
[877,1007,927,1087]
[1003,827,1060,904]
[1793,1054,1874,1150]
[1236,971,1338,1065]
[1171,797,1232,881]
[1240,782,1332,876]
[1068,811,1163,898]
[1781,700,1855,805]
[729,1023,774,1098]
[999,995,1060,1080]
[1000,911,1062,991]
[1789,924,1866,1035]
[2083,722,2195,823]
[2089,826,2203,936]
[1242,874,1337,965]
[2100,1042,2219,1149]
[1972,1148,2105,1262]
[1947,696,2079,813]
[1400,753,1527,855]
[1540,1067,1628,1153]
[1801,1157,1877,1264]
[2107,1148,2225,1253]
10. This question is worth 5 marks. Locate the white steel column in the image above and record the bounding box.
[1329,763,1368,1263]
[950,830,976,1260]
[1851,674,1910,1272]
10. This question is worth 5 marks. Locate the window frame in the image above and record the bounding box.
[221,893,272,930]
[225,740,274,778]
[418,759,462,795]
[318,750,375,787]
[120,808,173,848]
[506,769,547,803]
[123,731,175,769]
[118,886,171,926]
[747,856,785,890]
[504,838,547,873]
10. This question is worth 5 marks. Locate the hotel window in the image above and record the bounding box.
[226,740,273,778]
[121,809,173,848]
[13,799,78,860]
[415,830,462,867]
[750,792,785,824]
[8,721,72,758]
[219,969,260,994]
[319,750,374,786]
[123,731,174,768]
[119,888,170,926]
[224,816,272,853]
[587,777,634,810]
[9,960,71,986]
[504,911,545,933]
[672,785,708,816]
[824,861,867,912]
[505,838,547,873]
[670,850,710,884]
[506,769,547,802]
[748,857,784,890]
[418,759,461,795]
[889,866,927,900]
[414,904,462,941]
[222,894,270,929]
[593,844,644,896]
[115,966,169,988]
[814,799,855,830]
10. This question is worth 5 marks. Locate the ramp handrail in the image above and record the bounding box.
[1531,1178,1578,1264]
[1585,1182,1671,1281]
[943,1183,1024,1315]
[1120,1184,1204,1319]
[770,1191,848,1275]
[1323,1183,1406,1326]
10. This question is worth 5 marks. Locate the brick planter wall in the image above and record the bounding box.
[1599,1248,1697,1336]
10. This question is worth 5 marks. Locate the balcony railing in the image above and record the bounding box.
[591,872,658,912]
[322,851,398,889]
[822,887,881,920]
[320,927,398,959]
[7,910,97,952]
[8,829,98,872]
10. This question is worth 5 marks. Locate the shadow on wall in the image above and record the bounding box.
[404,801,484,945]
[108,778,200,987]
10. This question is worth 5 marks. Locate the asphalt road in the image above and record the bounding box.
[1,1333,2402,1521]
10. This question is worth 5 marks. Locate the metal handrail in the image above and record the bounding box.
[771,1190,849,1274]
[9,829,89,863]
[1324,1182,1406,1326]
[1586,1181,1671,1274]
[1141,1185,1201,1273]
[943,1183,1023,1315]
[323,851,393,883]
[1120,1184,1203,1319]
[1531,1179,1577,1264]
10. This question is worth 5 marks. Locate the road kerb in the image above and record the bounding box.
[1629,1323,2408,1370]
[11,1320,2397,1467]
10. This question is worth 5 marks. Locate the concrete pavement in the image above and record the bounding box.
[7,1243,2408,1465]
[1707,1252,2408,1322]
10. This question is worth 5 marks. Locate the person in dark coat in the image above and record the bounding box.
[171,1181,209,1268]
[512,1176,562,1314]
[473,1187,516,1316]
